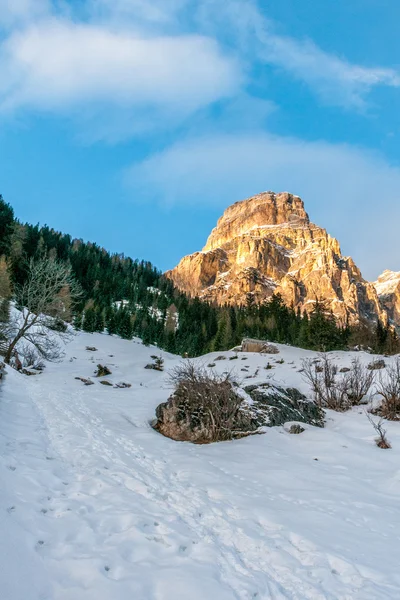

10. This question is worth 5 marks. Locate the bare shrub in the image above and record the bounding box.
[375,357,400,420]
[302,355,375,411]
[302,355,347,410]
[366,412,391,449]
[346,358,375,405]
[157,361,252,442]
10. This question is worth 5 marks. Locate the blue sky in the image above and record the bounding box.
[0,0,399,280]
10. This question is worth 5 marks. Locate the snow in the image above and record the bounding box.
[374,270,400,297]
[2,334,400,599]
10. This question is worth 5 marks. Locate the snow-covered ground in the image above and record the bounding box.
[2,333,400,599]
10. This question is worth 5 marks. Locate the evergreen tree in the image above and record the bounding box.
[105,307,118,335]
[117,309,133,340]
[82,307,97,333]
[0,196,14,257]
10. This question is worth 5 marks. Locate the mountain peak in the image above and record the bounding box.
[204,191,310,252]
[166,191,391,327]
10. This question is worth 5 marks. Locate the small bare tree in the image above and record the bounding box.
[0,257,82,365]
[302,355,375,411]
[375,357,400,420]
[366,412,391,449]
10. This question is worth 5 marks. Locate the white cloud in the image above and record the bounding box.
[0,0,51,27]
[0,19,240,118]
[126,133,400,279]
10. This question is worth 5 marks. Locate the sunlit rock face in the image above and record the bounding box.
[374,270,400,325]
[166,191,388,326]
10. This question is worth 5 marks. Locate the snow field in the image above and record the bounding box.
[1,333,400,599]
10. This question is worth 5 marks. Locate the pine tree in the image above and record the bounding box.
[0,196,14,257]
[118,309,133,340]
[73,312,83,330]
[105,307,118,335]
[82,307,97,333]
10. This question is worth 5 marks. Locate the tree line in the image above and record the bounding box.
[0,194,398,361]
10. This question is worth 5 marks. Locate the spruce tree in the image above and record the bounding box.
[0,196,14,257]
[82,307,97,333]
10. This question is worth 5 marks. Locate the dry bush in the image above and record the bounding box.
[366,412,391,449]
[302,355,375,411]
[161,361,252,442]
[346,358,375,405]
[375,357,400,420]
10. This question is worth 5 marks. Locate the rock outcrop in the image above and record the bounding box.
[167,191,388,326]
[154,379,324,443]
[373,270,400,325]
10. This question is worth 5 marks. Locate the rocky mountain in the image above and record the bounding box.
[166,191,391,326]
[374,270,400,325]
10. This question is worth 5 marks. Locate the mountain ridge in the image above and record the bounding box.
[167,191,396,327]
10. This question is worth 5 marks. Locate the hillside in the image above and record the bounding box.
[0,195,377,357]
[2,330,400,599]
[167,191,396,328]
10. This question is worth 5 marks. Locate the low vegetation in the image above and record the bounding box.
[302,355,375,411]
[366,413,391,449]
[374,357,400,420]
[145,356,164,371]
[155,362,254,443]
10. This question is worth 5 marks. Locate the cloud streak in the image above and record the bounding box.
[196,0,400,109]
[261,31,400,109]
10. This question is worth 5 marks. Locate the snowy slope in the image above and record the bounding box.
[374,270,400,297]
[2,334,400,599]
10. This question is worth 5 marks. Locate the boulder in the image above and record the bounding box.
[367,359,386,371]
[244,383,325,428]
[154,380,324,444]
[95,364,112,377]
[241,339,279,354]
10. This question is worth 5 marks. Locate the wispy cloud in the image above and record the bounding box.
[260,31,400,109]
[126,132,400,279]
[196,0,400,110]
